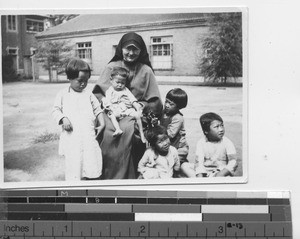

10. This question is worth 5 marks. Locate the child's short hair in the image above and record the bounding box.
[199,112,223,134]
[110,66,129,80]
[66,58,91,80]
[146,125,168,148]
[166,88,188,109]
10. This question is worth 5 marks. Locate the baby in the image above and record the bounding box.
[102,66,146,142]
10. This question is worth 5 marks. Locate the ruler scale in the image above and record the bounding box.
[0,189,292,238]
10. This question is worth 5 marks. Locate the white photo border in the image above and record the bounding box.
[0,6,248,189]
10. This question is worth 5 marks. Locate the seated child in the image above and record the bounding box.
[137,125,180,179]
[52,58,105,181]
[102,66,146,142]
[182,112,238,177]
[160,88,190,176]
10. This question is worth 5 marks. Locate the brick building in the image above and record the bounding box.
[35,13,215,77]
[1,15,51,79]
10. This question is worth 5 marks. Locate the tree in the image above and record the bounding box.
[199,12,243,85]
[50,15,79,26]
[35,40,73,82]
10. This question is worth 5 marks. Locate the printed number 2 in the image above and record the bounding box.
[140,225,146,234]
[218,226,224,233]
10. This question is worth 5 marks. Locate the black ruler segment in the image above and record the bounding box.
[55,197,86,203]
[148,197,178,204]
[87,197,115,204]
[178,198,207,204]
[29,197,56,203]
[116,197,147,204]
[0,189,293,238]
[237,198,268,205]
[7,203,65,211]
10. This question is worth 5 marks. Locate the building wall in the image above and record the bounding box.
[43,24,209,77]
[138,26,209,76]
[2,15,47,78]
[1,16,20,51]
[24,15,47,55]
[1,15,22,72]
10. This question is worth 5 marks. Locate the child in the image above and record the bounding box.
[52,58,105,181]
[102,66,146,142]
[137,125,180,179]
[182,112,238,177]
[160,88,189,176]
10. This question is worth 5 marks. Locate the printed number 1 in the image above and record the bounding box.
[65,225,68,232]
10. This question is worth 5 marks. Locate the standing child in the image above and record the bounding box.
[102,66,146,142]
[160,88,189,176]
[52,59,105,181]
[137,125,180,179]
[183,112,238,177]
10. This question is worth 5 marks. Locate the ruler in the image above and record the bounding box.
[0,189,292,238]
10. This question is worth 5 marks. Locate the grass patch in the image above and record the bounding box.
[4,141,64,182]
[32,131,60,144]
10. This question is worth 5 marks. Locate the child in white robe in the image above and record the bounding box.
[52,59,105,181]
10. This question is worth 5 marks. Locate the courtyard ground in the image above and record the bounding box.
[2,78,243,182]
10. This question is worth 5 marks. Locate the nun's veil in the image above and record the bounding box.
[109,32,153,71]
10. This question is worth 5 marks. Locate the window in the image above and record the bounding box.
[26,19,44,32]
[153,44,171,56]
[76,42,92,59]
[6,47,19,71]
[7,15,17,32]
[6,47,18,55]
[150,36,173,70]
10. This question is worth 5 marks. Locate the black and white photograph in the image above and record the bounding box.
[1,8,247,188]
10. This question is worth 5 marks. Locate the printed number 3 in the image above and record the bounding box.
[218,226,224,233]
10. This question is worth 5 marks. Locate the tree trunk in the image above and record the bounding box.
[48,66,52,82]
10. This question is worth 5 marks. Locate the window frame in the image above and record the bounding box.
[6,15,18,32]
[26,18,45,33]
[6,47,19,55]
[76,42,92,60]
[150,36,174,70]
[6,46,19,71]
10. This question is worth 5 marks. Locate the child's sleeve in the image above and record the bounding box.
[224,137,238,174]
[137,149,152,173]
[126,87,138,104]
[194,140,207,175]
[90,93,103,117]
[52,90,65,125]
[167,114,183,139]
